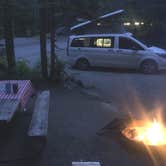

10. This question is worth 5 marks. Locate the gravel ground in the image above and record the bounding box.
[38,87,161,166]
[42,73,166,166]
[64,68,166,116]
[0,81,166,166]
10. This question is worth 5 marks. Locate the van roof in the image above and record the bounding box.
[70,33,133,39]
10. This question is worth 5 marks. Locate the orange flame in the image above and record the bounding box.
[122,118,166,146]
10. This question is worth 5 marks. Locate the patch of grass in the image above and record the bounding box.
[0,56,65,82]
[0,60,42,80]
[0,55,7,67]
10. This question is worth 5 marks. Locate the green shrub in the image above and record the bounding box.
[15,60,41,80]
[0,56,7,67]
[16,60,31,76]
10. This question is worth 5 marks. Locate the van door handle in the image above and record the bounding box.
[107,49,114,52]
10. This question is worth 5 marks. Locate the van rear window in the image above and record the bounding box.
[71,38,90,47]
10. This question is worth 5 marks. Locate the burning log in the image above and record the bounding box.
[122,119,166,146]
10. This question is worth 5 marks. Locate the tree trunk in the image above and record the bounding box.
[3,1,16,72]
[49,5,57,80]
[39,1,48,79]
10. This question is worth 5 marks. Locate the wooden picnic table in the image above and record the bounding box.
[0,80,35,123]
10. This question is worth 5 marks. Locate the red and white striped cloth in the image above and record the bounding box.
[0,80,35,109]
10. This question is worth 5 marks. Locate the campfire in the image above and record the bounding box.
[122,118,166,146]
[98,104,166,149]
[98,108,166,165]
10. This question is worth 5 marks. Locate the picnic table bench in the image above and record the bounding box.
[28,91,50,137]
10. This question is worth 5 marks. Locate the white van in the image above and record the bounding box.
[67,33,166,74]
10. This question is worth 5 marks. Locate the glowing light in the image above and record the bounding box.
[134,22,140,26]
[122,119,166,146]
[141,22,144,25]
[97,22,101,26]
[123,22,131,26]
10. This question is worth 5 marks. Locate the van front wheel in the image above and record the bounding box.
[75,59,90,70]
[140,60,158,74]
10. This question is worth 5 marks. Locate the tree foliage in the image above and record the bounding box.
[1,0,166,37]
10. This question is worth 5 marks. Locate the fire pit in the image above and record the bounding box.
[98,112,166,149]
[122,119,166,146]
[97,112,166,165]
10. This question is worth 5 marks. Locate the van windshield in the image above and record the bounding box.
[133,36,152,48]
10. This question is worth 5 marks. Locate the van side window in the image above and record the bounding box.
[119,37,144,50]
[92,37,114,48]
[71,38,90,47]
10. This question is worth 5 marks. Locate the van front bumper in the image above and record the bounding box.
[158,58,166,70]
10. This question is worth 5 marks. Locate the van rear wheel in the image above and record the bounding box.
[75,59,90,70]
[140,60,158,74]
